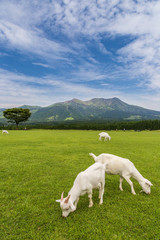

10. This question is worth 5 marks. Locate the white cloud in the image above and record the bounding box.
[0,20,75,63]
[32,62,51,68]
[0,68,121,107]
[1,67,160,111]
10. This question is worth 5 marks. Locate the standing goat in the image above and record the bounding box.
[2,130,9,134]
[99,132,111,141]
[56,162,106,217]
[89,153,152,195]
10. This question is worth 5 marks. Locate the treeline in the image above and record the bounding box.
[1,119,160,130]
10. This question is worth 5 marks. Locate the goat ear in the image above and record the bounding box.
[148,182,153,186]
[64,195,71,204]
[56,199,61,203]
[145,180,153,186]
[70,201,76,212]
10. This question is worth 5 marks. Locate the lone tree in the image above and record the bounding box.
[3,108,31,129]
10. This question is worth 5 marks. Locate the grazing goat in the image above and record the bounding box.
[89,153,152,195]
[99,132,111,141]
[2,130,9,134]
[56,162,106,217]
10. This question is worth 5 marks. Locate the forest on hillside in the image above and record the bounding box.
[1,119,160,131]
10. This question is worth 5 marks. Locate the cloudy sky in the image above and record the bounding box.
[0,0,160,110]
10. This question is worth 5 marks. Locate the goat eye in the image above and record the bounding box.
[64,207,68,211]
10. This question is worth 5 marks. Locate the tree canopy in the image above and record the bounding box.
[3,108,31,129]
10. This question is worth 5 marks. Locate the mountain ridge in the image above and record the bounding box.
[0,98,160,122]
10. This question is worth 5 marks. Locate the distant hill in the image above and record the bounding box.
[1,98,160,123]
[0,108,6,122]
[19,105,42,113]
[29,97,160,122]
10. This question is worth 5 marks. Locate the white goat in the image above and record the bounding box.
[89,153,152,195]
[99,132,111,141]
[2,130,9,134]
[56,162,106,217]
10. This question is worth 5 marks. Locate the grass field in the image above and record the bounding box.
[0,129,160,240]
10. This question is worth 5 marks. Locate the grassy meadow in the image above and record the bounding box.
[0,129,160,240]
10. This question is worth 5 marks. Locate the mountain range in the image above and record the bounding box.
[1,98,160,123]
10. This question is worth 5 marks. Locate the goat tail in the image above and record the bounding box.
[89,153,97,161]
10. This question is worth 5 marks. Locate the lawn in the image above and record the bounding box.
[0,130,160,239]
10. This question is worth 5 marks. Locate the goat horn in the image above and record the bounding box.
[61,191,64,200]
[64,195,71,204]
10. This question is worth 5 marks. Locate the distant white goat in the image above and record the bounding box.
[56,162,106,217]
[99,132,111,141]
[2,130,9,134]
[89,153,152,195]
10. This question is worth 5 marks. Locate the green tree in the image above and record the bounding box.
[3,108,31,129]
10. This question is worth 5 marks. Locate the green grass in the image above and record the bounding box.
[0,130,160,240]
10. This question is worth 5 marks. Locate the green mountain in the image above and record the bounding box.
[1,98,160,123]
[30,97,160,122]
[19,105,42,114]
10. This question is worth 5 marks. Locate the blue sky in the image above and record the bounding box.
[0,0,160,110]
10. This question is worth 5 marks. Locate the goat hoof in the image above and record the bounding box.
[89,204,93,208]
